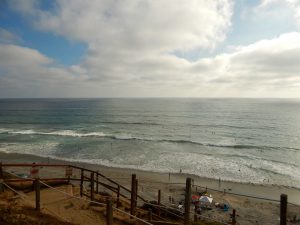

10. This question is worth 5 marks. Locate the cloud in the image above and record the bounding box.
[0,44,90,97]
[0,28,21,43]
[4,0,237,96]
[1,1,300,97]
[11,0,233,52]
[8,0,233,82]
[257,0,300,27]
[1,32,300,98]
[191,32,300,97]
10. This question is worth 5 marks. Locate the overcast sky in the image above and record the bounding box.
[0,0,300,98]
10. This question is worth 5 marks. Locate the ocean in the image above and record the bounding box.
[0,98,299,188]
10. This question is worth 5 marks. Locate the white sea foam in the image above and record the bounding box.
[47,130,107,137]
[1,126,300,189]
[1,129,108,138]
[11,130,36,135]
[0,128,12,133]
[2,142,300,189]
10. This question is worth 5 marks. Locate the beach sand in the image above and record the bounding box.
[1,151,300,225]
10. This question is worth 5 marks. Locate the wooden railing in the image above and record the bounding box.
[0,162,290,225]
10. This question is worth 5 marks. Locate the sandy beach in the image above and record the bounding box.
[1,151,300,225]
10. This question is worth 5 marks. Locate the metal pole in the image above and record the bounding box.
[184,178,191,225]
[280,194,287,225]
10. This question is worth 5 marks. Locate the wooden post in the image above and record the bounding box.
[0,162,3,192]
[0,162,3,179]
[96,172,99,194]
[35,178,40,211]
[148,209,152,222]
[184,178,191,225]
[232,209,236,225]
[194,205,198,222]
[90,172,94,201]
[80,169,84,197]
[66,166,71,183]
[116,185,120,208]
[280,194,287,225]
[135,179,138,208]
[158,189,161,217]
[130,174,136,216]
[106,198,113,225]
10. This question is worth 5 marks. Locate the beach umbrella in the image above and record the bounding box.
[191,195,200,204]
[199,196,213,204]
[192,195,200,201]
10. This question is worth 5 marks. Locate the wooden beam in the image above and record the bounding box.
[90,172,94,201]
[80,169,84,197]
[0,162,3,179]
[106,198,113,225]
[117,185,120,208]
[130,174,136,216]
[158,189,161,218]
[96,172,99,193]
[135,179,138,208]
[184,178,191,225]
[280,194,287,225]
[148,209,152,222]
[232,209,236,225]
[2,163,68,167]
[35,178,40,211]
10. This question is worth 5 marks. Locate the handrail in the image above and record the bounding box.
[1,163,148,202]
[2,163,69,167]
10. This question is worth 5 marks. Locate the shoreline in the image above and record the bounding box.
[1,149,299,189]
[1,151,300,205]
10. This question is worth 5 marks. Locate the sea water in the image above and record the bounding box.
[0,98,299,188]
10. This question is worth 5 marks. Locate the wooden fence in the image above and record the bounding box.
[0,162,290,225]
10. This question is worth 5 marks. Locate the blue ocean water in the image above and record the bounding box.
[0,98,300,187]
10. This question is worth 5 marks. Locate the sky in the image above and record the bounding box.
[0,0,300,98]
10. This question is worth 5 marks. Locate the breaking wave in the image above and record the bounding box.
[1,128,299,151]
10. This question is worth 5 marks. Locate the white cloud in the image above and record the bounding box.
[1,32,300,98]
[0,44,90,97]
[13,0,233,52]
[258,0,300,27]
[5,0,236,97]
[1,1,300,97]
[0,44,52,67]
[0,28,21,43]
[190,32,300,97]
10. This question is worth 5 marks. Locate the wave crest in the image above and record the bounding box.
[1,128,299,151]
